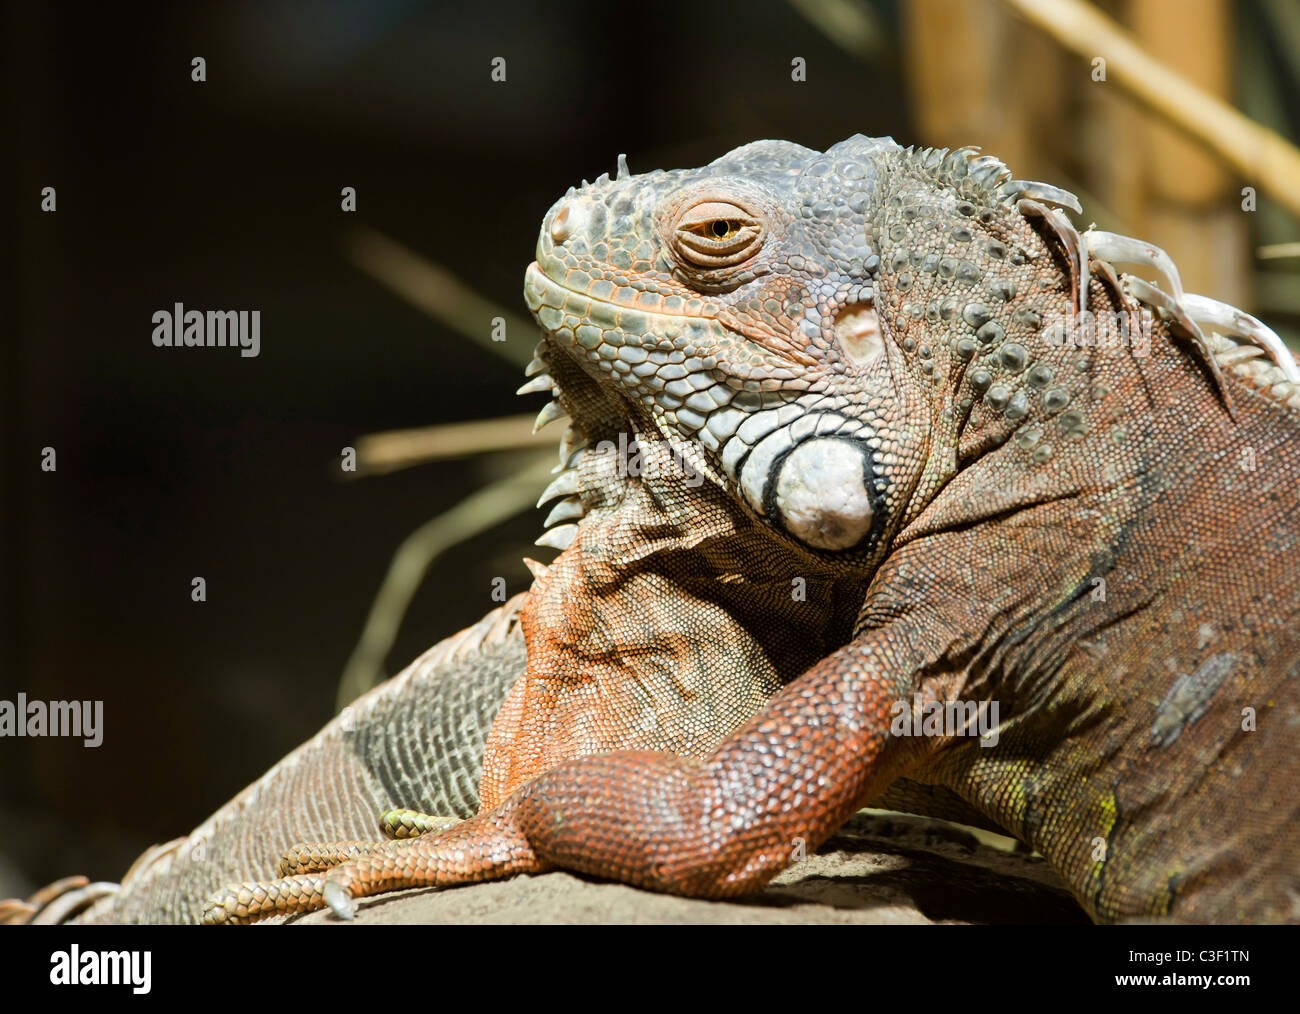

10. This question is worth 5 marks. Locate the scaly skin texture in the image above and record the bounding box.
[25,136,1296,925]
[199,136,1300,924]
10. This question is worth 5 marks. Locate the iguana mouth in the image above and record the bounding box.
[522,261,731,552]
[523,259,779,476]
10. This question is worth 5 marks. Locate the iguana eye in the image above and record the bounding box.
[673,200,763,268]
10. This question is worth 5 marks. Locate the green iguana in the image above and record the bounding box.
[16,135,1300,925]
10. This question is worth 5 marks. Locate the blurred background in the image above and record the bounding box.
[3,0,1298,895]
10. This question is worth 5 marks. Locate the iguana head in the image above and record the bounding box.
[525,136,921,558]
[523,135,1299,562]
[523,135,1018,559]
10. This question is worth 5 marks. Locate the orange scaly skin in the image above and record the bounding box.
[198,136,1299,925]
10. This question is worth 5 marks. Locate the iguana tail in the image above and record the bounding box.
[3,595,528,925]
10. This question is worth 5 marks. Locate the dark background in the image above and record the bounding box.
[3,0,1295,893]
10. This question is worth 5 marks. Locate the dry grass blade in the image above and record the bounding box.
[349,413,556,477]
[1257,243,1300,260]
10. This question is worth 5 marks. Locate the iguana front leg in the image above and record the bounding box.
[203,630,922,921]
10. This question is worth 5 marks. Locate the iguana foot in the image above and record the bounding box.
[274,841,387,877]
[202,810,467,924]
[203,804,541,924]
[377,809,461,839]
[202,872,330,924]
[314,805,542,921]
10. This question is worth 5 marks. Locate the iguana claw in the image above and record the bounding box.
[323,881,355,920]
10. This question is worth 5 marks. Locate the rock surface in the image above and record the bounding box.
[289,812,1088,925]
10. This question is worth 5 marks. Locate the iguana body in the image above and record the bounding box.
[27,136,1300,925]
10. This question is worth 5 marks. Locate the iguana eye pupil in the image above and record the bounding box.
[710,220,732,238]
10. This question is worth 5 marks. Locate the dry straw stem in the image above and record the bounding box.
[1257,242,1300,260]
[1004,0,1300,220]
[352,413,554,476]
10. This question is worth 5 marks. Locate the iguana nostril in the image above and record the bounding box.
[550,202,581,244]
[550,205,570,243]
